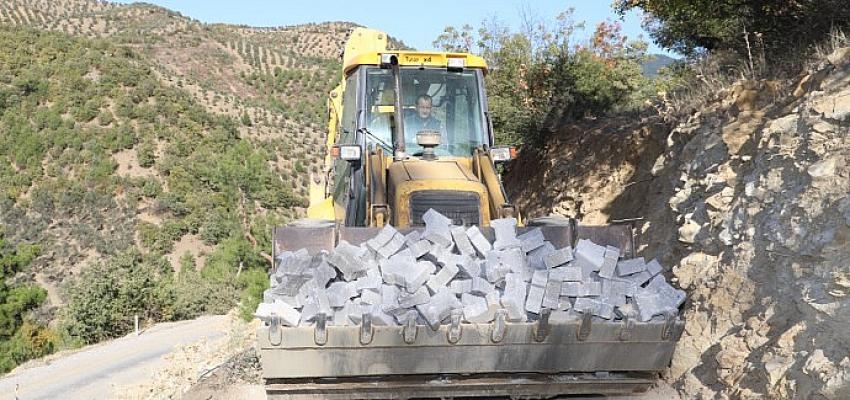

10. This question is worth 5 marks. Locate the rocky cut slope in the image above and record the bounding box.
[506,47,850,398]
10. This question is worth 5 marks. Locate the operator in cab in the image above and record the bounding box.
[405,94,446,139]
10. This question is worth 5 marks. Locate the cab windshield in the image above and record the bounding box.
[364,67,487,157]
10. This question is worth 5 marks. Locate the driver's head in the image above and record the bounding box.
[415,94,433,119]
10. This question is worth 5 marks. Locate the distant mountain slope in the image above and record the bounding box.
[642,54,677,77]
[0,0,368,310]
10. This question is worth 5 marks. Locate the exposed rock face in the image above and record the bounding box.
[507,46,850,398]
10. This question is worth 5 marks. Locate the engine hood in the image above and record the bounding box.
[387,159,491,226]
[394,159,480,182]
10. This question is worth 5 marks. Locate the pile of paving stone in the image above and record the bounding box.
[255,209,685,328]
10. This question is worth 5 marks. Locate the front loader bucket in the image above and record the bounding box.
[265,220,678,399]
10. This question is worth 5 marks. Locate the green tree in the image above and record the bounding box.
[614,0,850,59]
[0,229,53,373]
[434,9,652,147]
[63,249,169,343]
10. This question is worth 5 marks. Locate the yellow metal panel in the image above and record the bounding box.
[306,197,336,220]
[401,160,479,181]
[392,180,490,227]
[387,160,490,227]
[344,51,488,74]
[343,28,388,72]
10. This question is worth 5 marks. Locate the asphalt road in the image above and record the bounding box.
[0,315,229,400]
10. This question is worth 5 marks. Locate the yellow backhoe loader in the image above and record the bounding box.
[257,28,683,399]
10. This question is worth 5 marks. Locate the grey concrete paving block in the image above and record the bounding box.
[646,275,686,308]
[366,224,398,252]
[625,270,653,286]
[595,301,614,319]
[598,256,618,279]
[561,266,583,282]
[542,279,562,309]
[354,272,382,292]
[501,247,527,269]
[491,218,522,250]
[425,274,441,294]
[275,248,312,275]
[548,267,569,282]
[484,261,509,283]
[451,226,476,255]
[462,291,501,323]
[369,306,397,326]
[314,261,337,288]
[402,261,432,293]
[604,245,621,261]
[518,228,546,253]
[428,243,453,267]
[581,281,603,297]
[419,259,437,274]
[327,282,355,308]
[617,302,638,319]
[525,284,545,314]
[502,273,528,321]
[459,255,481,278]
[617,257,646,276]
[423,209,453,247]
[300,303,319,324]
[271,274,312,297]
[255,299,301,326]
[460,292,480,307]
[603,279,635,299]
[405,230,422,246]
[360,288,382,305]
[378,233,406,259]
[573,297,598,315]
[390,246,414,260]
[417,290,462,328]
[531,269,549,288]
[398,286,430,308]
[633,290,663,322]
[527,241,556,270]
[557,296,573,311]
[575,239,606,270]
[599,281,627,307]
[380,284,401,311]
[645,258,664,277]
[544,246,575,269]
[561,281,582,297]
[471,276,495,295]
[327,240,369,281]
[449,278,473,294]
[409,239,431,259]
[549,310,579,323]
[379,258,408,286]
[466,225,492,256]
[435,261,459,286]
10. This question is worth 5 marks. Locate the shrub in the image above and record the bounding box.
[62,249,170,344]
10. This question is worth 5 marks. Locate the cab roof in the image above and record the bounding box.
[343,51,489,75]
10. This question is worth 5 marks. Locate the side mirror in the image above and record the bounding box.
[489,146,516,164]
[332,145,362,164]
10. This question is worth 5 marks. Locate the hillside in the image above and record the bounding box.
[0,0,355,286]
[506,46,850,398]
[0,0,376,371]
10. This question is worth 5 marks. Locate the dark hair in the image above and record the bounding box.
[416,94,432,104]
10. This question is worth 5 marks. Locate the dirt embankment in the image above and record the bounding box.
[507,47,850,399]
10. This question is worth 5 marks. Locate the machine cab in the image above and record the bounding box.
[362,64,492,157]
[330,52,496,226]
